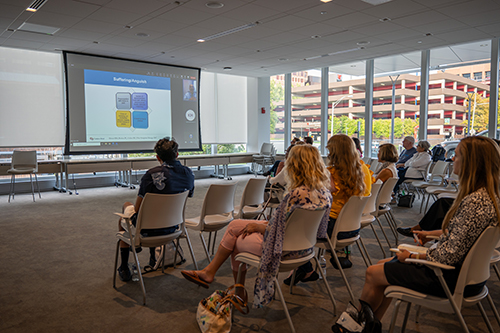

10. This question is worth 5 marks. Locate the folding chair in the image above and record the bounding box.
[7,150,41,202]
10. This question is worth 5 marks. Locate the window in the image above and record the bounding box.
[473,72,482,81]
[463,73,471,79]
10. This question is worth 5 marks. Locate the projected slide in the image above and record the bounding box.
[84,69,171,143]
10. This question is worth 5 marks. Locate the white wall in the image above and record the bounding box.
[247,77,270,152]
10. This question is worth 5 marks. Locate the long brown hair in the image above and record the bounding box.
[285,144,330,191]
[326,134,366,198]
[442,136,500,232]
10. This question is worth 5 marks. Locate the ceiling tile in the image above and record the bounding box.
[217,3,280,22]
[389,10,449,28]
[360,0,427,18]
[106,0,169,15]
[133,17,189,33]
[41,0,101,18]
[261,15,316,32]
[322,12,379,29]
[155,6,214,25]
[291,3,353,21]
[71,18,123,34]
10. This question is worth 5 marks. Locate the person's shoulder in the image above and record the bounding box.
[146,165,163,174]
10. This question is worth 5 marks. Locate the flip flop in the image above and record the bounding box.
[181,270,209,289]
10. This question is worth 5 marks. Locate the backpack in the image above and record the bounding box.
[431,145,446,162]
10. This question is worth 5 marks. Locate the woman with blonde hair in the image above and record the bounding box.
[339,136,500,330]
[286,134,373,285]
[375,143,398,183]
[181,145,332,307]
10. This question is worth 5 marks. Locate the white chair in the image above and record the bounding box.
[385,226,500,333]
[422,174,459,213]
[7,150,41,202]
[411,160,449,213]
[252,143,275,175]
[369,160,381,174]
[373,177,399,248]
[185,183,237,262]
[234,208,336,333]
[113,191,194,305]
[360,181,385,262]
[316,195,370,302]
[234,177,267,219]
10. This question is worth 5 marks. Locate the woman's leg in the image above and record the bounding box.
[359,261,391,319]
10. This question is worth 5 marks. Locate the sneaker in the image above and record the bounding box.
[118,266,132,282]
[397,227,414,238]
[330,256,353,269]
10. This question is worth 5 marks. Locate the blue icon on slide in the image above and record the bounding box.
[132,93,148,110]
[133,111,149,129]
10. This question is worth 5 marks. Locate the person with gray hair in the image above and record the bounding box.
[394,140,431,193]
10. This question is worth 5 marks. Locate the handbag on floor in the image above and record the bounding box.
[397,192,415,208]
[196,284,249,333]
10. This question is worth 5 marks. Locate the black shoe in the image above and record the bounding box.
[397,227,414,238]
[330,256,353,270]
[284,270,306,286]
[359,299,382,333]
[301,271,319,282]
[130,246,142,253]
[149,257,157,267]
[118,266,132,282]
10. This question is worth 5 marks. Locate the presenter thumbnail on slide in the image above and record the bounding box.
[183,79,197,101]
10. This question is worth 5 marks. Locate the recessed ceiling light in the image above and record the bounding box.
[357,41,370,46]
[206,1,224,8]
[93,41,99,44]
[223,67,232,71]
[424,32,433,36]
[320,0,332,3]
[321,11,327,14]
[124,25,133,29]
[279,58,288,61]
[17,22,59,35]
[362,0,393,5]
[417,40,422,43]
[197,39,205,42]
[197,22,258,42]
[311,35,321,39]
[136,33,149,37]
[379,17,391,22]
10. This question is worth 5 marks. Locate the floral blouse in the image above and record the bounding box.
[253,186,332,308]
[427,187,499,266]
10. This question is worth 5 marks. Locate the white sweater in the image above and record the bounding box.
[404,152,431,178]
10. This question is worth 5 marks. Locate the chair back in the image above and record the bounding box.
[237,178,267,214]
[363,181,382,215]
[362,156,372,165]
[428,160,449,182]
[334,196,370,235]
[134,191,189,246]
[376,177,398,207]
[12,150,38,171]
[454,225,500,305]
[282,208,326,252]
[201,183,237,218]
[260,143,274,156]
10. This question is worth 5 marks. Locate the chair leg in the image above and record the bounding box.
[113,240,120,288]
[369,224,386,258]
[288,269,297,295]
[8,174,14,202]
[274,279,296,333]
[356,239,370,267]
[331,251,355,303]
[375,216,392,249]
[313,256,337,315]
[401,302,412,333]
[35,173,41,198]
[211,231,218,255]
[183,231,199,270]
[200,232,212,263]
[30,174,35,202]
[486,293,500,327]
[130,247,147,305]
[419,192,426,214]
[358,237,373,267]
[477,301,495,333]
[388,299,402,333]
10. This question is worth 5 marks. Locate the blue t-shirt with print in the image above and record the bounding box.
[138,160,194,198]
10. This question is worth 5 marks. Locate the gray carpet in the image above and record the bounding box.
[1,174,499,332]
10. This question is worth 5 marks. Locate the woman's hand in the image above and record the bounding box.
[413,230,441,244]
[240,223,267,239]
[396,249,412,263]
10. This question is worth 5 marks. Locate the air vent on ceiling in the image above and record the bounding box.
[361,0,392,5]
[26,0,48,12]
[17,22,60,35]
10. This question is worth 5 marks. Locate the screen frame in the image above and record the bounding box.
[63,51,202,155]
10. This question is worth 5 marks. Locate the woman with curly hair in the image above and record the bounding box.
[285,134,373,285]
[181,144,332,307]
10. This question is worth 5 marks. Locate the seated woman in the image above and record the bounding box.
[374,143,398,183]
[340,136,500,330]
[285,134,373,285]
[393,140,431,193]
[181,144,332,307]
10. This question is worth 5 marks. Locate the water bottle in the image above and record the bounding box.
[129,262,139,282]
[319,255,327,279]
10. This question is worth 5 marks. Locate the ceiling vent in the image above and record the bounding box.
[361,0,393,5]
[26,0,48,12]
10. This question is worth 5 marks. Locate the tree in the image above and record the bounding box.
[270,79,284,134]
[328,116,364,136]
[463,90,500,133]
